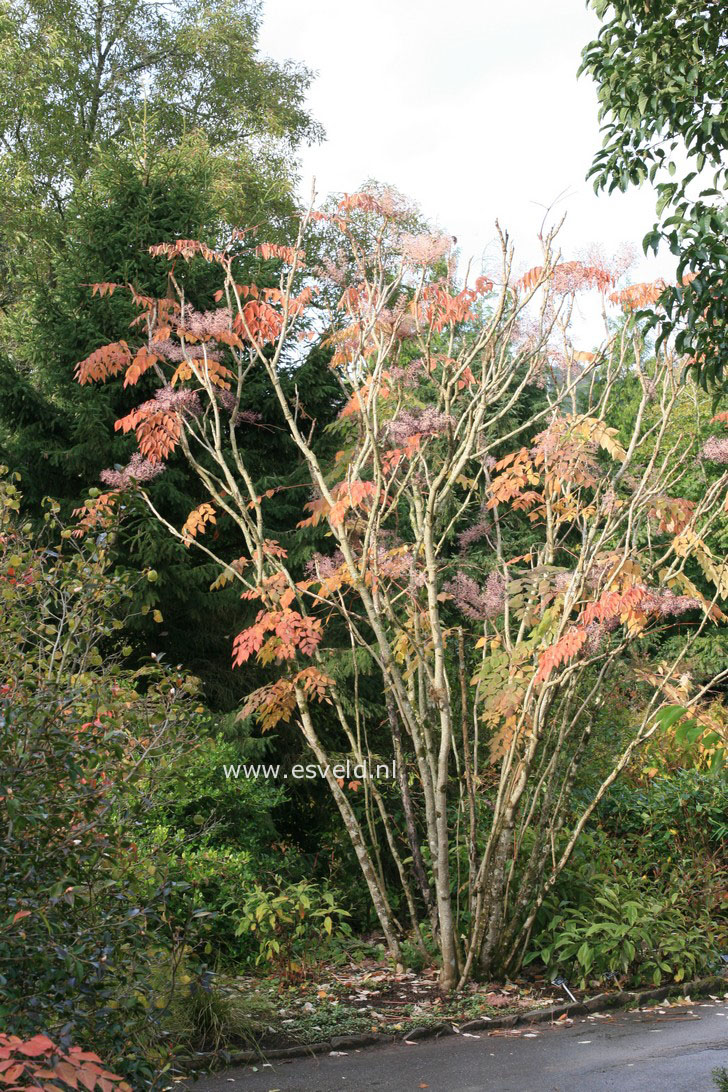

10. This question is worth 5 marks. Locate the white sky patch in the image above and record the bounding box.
[259,0,677,347]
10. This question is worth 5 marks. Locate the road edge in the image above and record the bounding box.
[173,972,727,1074]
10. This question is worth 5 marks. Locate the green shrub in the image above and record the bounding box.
[232,878,352,974]
[136,734,287,854]
[0,473,206,1086]
[527,876,718,987]
[594,771,728,851]
[132,736,303,965]
[714,1067,728,1092]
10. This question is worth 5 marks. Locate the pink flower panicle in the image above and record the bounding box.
[305,550,345,581]
[100,452,166,489]
[583,618,619,654]
[215,390,263,426]
[457,515,493,552]
[444,570,505,620]
[579,242,637,284]
[700,437,728,464]
[378,308,418,339]
[318,253,350,286]
[387,408,454,446]
[153,386,202,416]
[375,186,409,219]
[637,587,702,617]
[399,232,453,266]
[388,360,425,388]
[180,306,233,339]
[581,584,700,654]
[153,338,222,363]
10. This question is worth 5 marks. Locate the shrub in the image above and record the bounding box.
[0,473,205,1085]
[527,876,718,987]
[232,878,352,974]
[131,736,299,965]
[526,812,726,989]
[0,1034,130,1091]
[594,771,728,852]
[135,734,287,854]
[714,1068,728,1092]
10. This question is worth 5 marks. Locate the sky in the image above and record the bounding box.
[258,0,675,340]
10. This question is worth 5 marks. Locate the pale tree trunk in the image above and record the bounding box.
[295,688,402,959]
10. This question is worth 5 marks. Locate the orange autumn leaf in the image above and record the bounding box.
[181,502,216,544]
[75,341,131,385]
[255,243,306,265]
[123,346,159,388]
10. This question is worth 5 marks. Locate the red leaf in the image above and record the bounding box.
[77,1067,98,1091]
[0,1065,24,1083]
[17,1035,55,1057]
[53,1060,79,1087]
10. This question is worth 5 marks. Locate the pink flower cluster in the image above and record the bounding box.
[387,408,454,446]
[378,308,418,339]
[318,252,350,286]
[637,587,702,617]
[153,386,202,416]
[388,360,425,388]
[305,550,345,581]
[153,338,222,364]
[375,186,408,219]
[579,242,636,283]
[373,547,414,581]
[398,232,453,266]
[444,570,505,620]
[584,586,701,654]
[100,452,166,489]
[600,487,619,514]
[583,618,620,655]
[458,514,493,552]
[215,390,263,426]
[180,306,233,339]
[700,436,728,464]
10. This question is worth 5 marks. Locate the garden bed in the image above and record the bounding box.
[215,960,545,1048]
[170,965,728,1084]
[173,956,728,1064]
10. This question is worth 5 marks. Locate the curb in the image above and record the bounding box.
[174,973,727,1074]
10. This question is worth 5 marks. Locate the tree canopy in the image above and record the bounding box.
[580,0,727,393]
[0,0,320,201]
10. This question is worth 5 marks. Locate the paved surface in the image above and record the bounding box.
[182,1000,728,1091]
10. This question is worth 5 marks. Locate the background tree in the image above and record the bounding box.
[0,0,332,699]
[0,0,320,264]
[580,0,727,392]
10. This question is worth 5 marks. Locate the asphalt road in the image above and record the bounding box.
[181,999,728,1092]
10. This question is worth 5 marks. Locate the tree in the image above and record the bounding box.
[0,0,321,437]
[580,0,727,392]
[0,0,319,239]
[0,0,328,696]
[0,131,348,700]
[76,191,728,989]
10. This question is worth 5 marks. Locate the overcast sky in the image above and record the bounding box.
[259,0,674,316]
